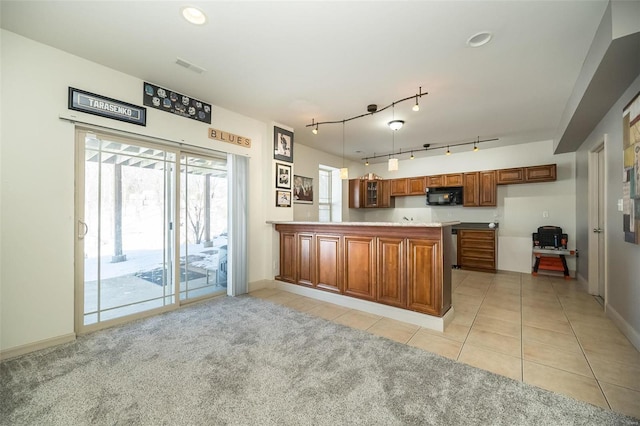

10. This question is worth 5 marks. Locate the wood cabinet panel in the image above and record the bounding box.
[496,167,524,185]
[479,171,496,206]
[297,233,314,287]
[349,179,394,208]
[407,238,441,316]
[444,173,463,187]
[278,232,296,283]
[463,172,479,207]
[526,164,556,182]
[458,229,497,273]
[463,172,495,207]
[390,178,408,196]
[316,235,342,293]
[426,175,443,187]
[348,179,362,208]
[408,177,427,195]
[376,237,405,308]
[344,236,376,300]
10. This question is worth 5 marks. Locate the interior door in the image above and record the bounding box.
[596,148,605,299]
[76,130,177,331]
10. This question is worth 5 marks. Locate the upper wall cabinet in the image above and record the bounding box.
[426,173,463,188]
[349,179,394,208]
[463,171,496,207]
[525,164,557,182]
[496,164,556,185]
[390,177,426,196]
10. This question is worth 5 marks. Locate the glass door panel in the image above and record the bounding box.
[179,154,228,301]
[81,133,176,326]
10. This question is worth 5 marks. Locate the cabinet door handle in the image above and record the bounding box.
[592,228,602,233]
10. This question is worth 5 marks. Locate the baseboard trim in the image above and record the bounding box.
[274,280,451,332]
[605,303,640,352]
[248,279,276,292]
[0,333,76,361]
[576,273,589,292]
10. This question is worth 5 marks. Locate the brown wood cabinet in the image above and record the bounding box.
[426,175,443,187]
[344,235,376,300]
[349,179,394,208]
[391,177,426,196]
[376,237,405,307]
[407,238,442,316]
[526,164,556,182]
[463,171,496,207]
[297,233,314,287]
[496,164,556,185]
[274,223,452,317]
[463,172,479,207]
[496,167,525,184]
[316,234,342,293]
[444,173,463,187]
[457,229,497,272]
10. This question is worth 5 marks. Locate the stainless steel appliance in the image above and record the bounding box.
[426,187,463,206]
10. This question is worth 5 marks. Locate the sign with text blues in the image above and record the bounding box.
[68,87,146,126]
[143,82,211,124]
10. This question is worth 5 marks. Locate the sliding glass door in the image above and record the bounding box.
[179,154,228,301]
[76,130,228,332]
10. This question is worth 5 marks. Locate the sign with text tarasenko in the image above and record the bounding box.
[143,82,211,124]
[68,87,146,126]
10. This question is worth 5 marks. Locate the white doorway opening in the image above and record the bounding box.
[588,138,606,306]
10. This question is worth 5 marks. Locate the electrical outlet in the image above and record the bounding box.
[542,211,549,218]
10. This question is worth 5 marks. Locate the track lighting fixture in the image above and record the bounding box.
[412,87,422,111]
[360,137,497,163]
[306,87,427,133]
[311,118,318,134]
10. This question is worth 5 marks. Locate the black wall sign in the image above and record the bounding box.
[143,82,212,124]
[68,88,147,126]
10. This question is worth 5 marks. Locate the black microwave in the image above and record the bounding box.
[426,187,464,206]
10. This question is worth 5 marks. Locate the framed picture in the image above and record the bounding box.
[276,190,292,207]
[293,175,313,204]
[275,162,291,189]
[274,126,294,162]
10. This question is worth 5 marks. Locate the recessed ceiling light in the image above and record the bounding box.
[467,31,492,48]
[181,6,207,25]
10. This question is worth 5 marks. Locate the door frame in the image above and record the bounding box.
[587,137,607,306]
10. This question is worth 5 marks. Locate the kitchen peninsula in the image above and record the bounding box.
[270,221,458,330]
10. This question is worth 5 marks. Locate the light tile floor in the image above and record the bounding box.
[249,270,640,420]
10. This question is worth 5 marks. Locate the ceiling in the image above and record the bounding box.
[0,1,610,163]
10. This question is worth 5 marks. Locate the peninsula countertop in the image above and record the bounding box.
[267,221,460,227]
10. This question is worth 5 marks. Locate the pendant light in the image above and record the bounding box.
[340,121,349,179]
[388,104,399,172]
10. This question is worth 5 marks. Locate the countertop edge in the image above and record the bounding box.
[267,221,460,227]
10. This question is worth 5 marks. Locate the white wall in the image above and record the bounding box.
[352,140,577,274]
[575,73,640,348]
[0,30,273,352]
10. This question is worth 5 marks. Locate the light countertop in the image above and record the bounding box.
[267,221,460,227]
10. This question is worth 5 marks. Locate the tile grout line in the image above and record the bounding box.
[554,280,612,410]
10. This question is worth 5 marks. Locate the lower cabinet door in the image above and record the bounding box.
[278,232,296,283]
[297,233,315,286]
[316,234,342,293]
[344,236,376,300]
[376,237,405,307]
[406,238,441,315]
